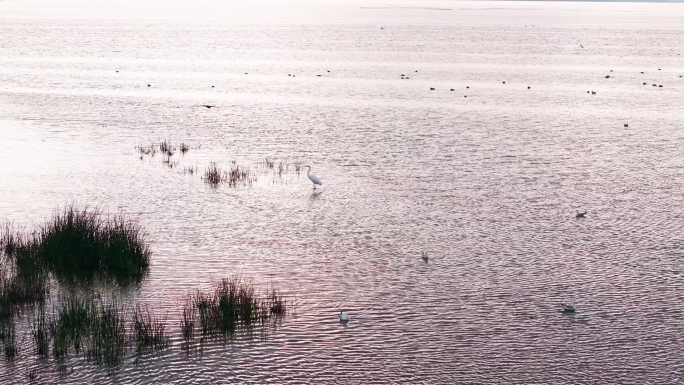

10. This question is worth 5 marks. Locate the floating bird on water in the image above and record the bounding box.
[576,211,587,218]
[421,251,428,263]
[561,304,576,313]
[339,311,350,323]
[201,104,215,109]
[304,165,322,189]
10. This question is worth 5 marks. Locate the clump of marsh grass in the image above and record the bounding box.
[51,295,96,355]
[179,143,189,154]
[266,288,287,317]
[1,321,17,361]
[227,164,253,187]
[2,206,150,284]
[180,298,195,342]
[202,162,255,188]
[32,311,50,358]
[132,305,169,352]
[88,301,127,367]
[187,277,288,337]
[0,268,49,321]
[203,163,224,187]
[158,140,173,156]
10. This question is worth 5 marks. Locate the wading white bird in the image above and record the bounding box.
[339,311,350,323]
[304,165,322,189]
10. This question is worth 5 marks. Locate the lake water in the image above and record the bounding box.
[1,0,683,383]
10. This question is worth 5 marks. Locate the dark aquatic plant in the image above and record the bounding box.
[180,298,195,342]
[88,301,127,367]
[32,311,50,358]
[1,321,17,361]
[187,277,288,337]
[132,305,170,352]
[203,163,224,186]
[2,206,150,284]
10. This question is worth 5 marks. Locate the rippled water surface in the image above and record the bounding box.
[1,0,683,383]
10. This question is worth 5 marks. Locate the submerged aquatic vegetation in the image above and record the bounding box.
[1,206,150,284]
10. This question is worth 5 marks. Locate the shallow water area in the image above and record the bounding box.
[1,0,683,383]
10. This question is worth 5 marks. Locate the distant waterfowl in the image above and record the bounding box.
[147,84,151,87]
[421,251,428,263]
[450,88,455,91]
[591,91,596,95]
[604,75,610,79]
[304,165,322,189]
[316,74,322,77]
[624,123,629,127]
[430,87,435,91]
[527,86,531,89]
[201,104,215,109]
[642,82,647,85]
[327,70,331,73]
[115,70,119,73]
[640,71,645,74]
[339,311,350,323]
[244,72,248,75]
[466,86,470,89]
[210,85,215,88]
[502,81,506,84]
[658,84,663,88]
[576,211,587,218]
[464,95,467,98]
[561,304,576,313]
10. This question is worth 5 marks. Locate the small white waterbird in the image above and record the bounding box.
[304,165,322,189]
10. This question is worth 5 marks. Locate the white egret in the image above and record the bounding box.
[304,165,322,189]
[339,311,350,323]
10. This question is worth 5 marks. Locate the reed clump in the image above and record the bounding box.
[180,298,195,342]
[88,302,127,367]
[1,321,17,361]
[1,206,150,284]
[203,163,224,186]
[187,277,287,337]
[32,312,50,358]
[132,305,169,352]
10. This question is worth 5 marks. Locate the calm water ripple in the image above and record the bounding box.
[1,0,683,383]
